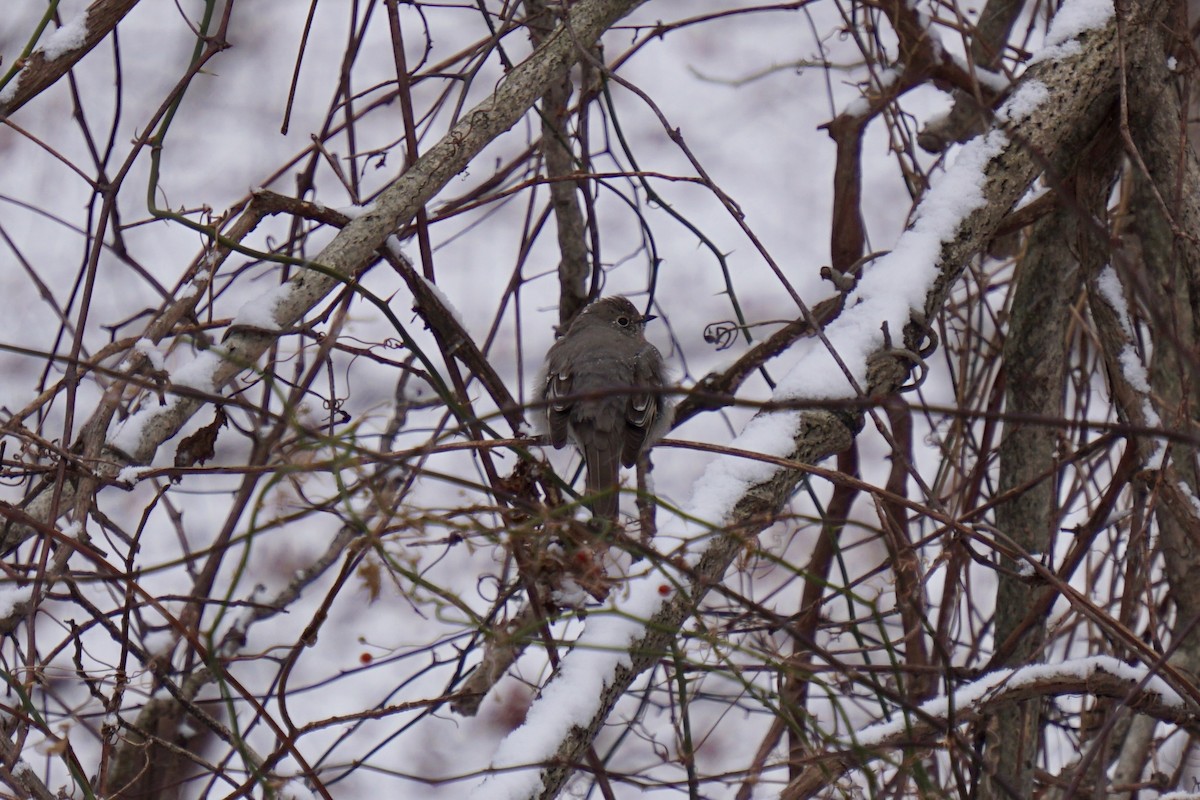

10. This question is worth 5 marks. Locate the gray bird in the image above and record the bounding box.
[538,296,669,522]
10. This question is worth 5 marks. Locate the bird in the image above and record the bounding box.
[537,296,669,523]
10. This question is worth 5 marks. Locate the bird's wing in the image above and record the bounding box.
[542,350,573,449]
[621,345,665,467]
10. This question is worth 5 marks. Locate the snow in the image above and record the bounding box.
[473,59,1047,793]
[1013,183,1049,214]
[997,80,1048,124]
[0,73,21,106]
[549,575,589,608]
[1178,481,1200,519]
[109,346,225,457]
[169,348,224,393]
[232,283,289,331]
[0,12,83,105]
[1043,0,1114,48]
[1031,0,1114,63]
[134,339,166,371]
[1096,266,1133,337]
[384,234,405,257]
[837,68,901,118]
[40,8,91,60]
[686,410,805,534]
[1116,348,1150,393]
[179,281,202,301]
[686,122,1012,527]
[109,405,168,459]
[1094,267,1165,467]
[417,273,466,329]
[841,96,871,119]
[970,65,1010,94]
[0,0,1166,795]
[470,572,674,799]
[117,465,153,484]
[854,655,1184,746]
[0,585,33,618]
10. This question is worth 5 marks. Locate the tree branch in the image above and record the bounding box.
[782,658,1193,800]
[471,1,1159,795]
[0,0,649,554]
[0,0,143,118]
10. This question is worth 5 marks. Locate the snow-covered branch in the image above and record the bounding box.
[469,0,1165,796]
[781,656,1191,800]
[0,0,142,116]
[0,0,648,553]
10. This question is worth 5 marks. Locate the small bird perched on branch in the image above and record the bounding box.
[538,296,669,522]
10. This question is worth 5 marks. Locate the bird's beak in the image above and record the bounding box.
[641,313,657,324]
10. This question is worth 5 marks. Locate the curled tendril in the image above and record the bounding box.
[911,313,939,359]
[704,318,795,351]
[703,320,742,350]
[322,397,351,424]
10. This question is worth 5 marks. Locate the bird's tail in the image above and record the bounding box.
[583,441,621,523]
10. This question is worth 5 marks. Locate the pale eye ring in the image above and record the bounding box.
[616,316,630,327]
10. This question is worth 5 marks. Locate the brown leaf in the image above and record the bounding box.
[174,407,228,470]
[357,558,383,603]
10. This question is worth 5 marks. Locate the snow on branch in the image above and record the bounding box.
[0,0,649,554]
[467,0,1163,796]
[856,655,1185,746]
[0,0,141,115]
[780,655,1191,799]
[1090,266,1167,468]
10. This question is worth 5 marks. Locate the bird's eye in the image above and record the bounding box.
[616,316,630,327]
